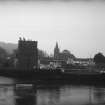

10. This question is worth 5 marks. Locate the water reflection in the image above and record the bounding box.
[15,84,36,105]
[93,88,105,104]
[0,86,15,105]
[37,85,60,105]
[0,77,15,105]
[0,77,105,105]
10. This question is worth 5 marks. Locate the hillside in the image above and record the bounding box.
[0,42,17,54]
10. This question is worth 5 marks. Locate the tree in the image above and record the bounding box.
[38,49,49,59]
[94,52,105,64]
[0,47,8,60]
[0,47,8,67]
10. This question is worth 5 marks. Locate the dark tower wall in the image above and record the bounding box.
[17,38,38,70]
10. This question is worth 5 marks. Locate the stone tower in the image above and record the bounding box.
[17,37,38,70]
[54,42,60,60]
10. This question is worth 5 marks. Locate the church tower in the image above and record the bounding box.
[54,42,60,60]
[17,37,38,70]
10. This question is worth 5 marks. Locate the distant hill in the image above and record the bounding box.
[0,42,18,54]
[0,42,47,56]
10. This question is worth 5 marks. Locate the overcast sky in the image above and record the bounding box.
[0,0,105,58]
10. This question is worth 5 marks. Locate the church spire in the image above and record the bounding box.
[54,42,60,59]
[56,42,59,49]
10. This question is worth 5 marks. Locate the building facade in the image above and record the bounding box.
[17,38,38,69]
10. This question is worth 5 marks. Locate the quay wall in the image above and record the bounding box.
[0,68,104,84]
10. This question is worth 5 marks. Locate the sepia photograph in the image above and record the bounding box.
[0,0,104,105]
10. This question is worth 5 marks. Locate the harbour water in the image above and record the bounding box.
[0,77,104,105]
